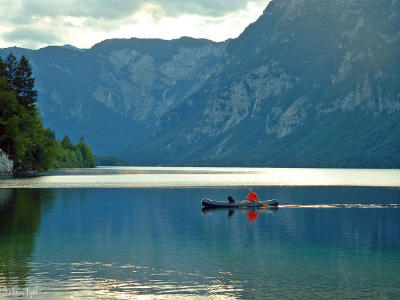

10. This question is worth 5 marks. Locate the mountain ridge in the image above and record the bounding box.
[1,36,226,154]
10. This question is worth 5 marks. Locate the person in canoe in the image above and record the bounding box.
[242,188,260,204]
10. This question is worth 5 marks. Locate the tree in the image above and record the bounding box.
[14,55,37,110]
[5,53,17,90]
[0,56,7,78]
[1,53,95,174]
[0,56,55,172]
[32,128,58,172]
[61,135,74,151]
[0,78,24,161]
[76,138,96,168]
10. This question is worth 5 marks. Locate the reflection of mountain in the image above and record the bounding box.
[0,189,54,288]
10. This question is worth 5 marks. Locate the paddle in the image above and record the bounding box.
[258,201,269,208]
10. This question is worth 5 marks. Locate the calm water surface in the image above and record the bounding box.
[0,168,400,299]
[0,166,400,188]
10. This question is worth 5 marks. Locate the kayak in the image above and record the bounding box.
[201,198,279,209]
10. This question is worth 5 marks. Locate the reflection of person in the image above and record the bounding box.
[247,210,258,223]
[242,188,260,204]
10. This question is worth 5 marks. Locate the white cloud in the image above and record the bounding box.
[0,0,270,49]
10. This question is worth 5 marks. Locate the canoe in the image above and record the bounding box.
[201,198,279,209]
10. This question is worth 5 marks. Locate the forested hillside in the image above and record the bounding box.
[0,54,95,175]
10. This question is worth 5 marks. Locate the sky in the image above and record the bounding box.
[0,0,271,50]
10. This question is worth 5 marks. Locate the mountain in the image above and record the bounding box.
[2,0,400,168]
[123,0,400,168]
[0,37,225,154]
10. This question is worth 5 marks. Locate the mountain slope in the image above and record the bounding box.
[0,37,225,154]
[124,0,400,167]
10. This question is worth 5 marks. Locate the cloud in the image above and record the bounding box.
[8,0,267,22]
[146,0,261,17]
[0,0,270,49]
[3,27,62,49]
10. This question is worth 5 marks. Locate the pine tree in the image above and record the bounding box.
[14,55,37,110]
[61,135,74,150]
[0,56,7,78]
[5,53,17,89]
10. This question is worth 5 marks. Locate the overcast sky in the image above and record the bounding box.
[0,0,271,50]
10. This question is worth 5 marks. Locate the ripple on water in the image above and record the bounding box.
[3,262,242,299]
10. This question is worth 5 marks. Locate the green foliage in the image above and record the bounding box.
[61,135,74,151]
[14,55,37,110]
[5,53,17,90]
[0,54,96,174]
[75,138,96,168]
[0,56,6,78]
[52,136,96,168]
[0,77,24,162]
[0,56,58,172]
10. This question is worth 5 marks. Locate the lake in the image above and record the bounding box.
[0,167,400,299]
[1,167,400,188]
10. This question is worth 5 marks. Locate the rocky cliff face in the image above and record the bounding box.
[125,0,400,167]
[92,40,224,121]
[194,0,400,138]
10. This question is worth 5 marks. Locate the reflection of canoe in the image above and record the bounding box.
[201,207,279,217]
[201,198,279,209]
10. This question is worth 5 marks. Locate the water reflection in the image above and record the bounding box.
[0,189,13,212]
[202,207,279,224]
[0,189,55,289]
[0,187,399,299]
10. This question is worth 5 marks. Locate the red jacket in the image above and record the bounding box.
[247,192,259,202]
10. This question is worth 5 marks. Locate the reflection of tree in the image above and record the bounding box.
[0,189,54,288]
[0,189,13,212]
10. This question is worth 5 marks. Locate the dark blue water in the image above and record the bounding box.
[1,186,400,299]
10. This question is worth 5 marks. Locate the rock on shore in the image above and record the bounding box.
[0,150,13,176]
